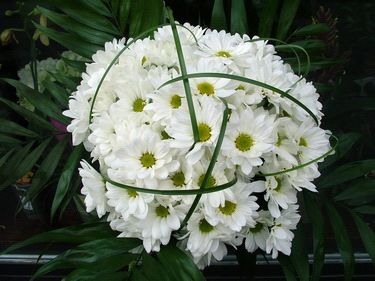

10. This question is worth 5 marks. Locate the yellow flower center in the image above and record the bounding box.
[250,222,263,233]
[170,94,182,109]
[216,50,231,58]
[198,174,216,188]
[140,152,156,168]
[141,56,147,65]
[197,82,215,96]
[235,133,254,152]
[171,171,185,187]
[299,137,308,147]
[236,85,245,91]
[133,98,146,112]
[199,218,214,233]
[274,177,282,192]
[198,123,212,142]
[155,205,169,218]
[219,200,237,215]
[127,190,138,198]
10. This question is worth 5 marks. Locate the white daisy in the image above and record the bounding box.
[221,107,276,174]
[244,210,273,252]
[78,160,108,218]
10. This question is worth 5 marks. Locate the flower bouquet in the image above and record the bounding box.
[63,11,333,268]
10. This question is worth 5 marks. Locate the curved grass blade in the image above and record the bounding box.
[158,72,319,124]
[105,175,237,196]
[166,8,199,143]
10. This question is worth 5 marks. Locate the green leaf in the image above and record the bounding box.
[32,238,141,280]
[2,222,115,254]
[334,179,375,202]
[129,0,163,37]
[35,23,102,59]
[49,72,80,91]
[51,0,120,35]
[157,245,205,281]
[51,144,83,220]
[1,78,69,124]
[0,142,34,188]
[0,134,24,145]
[38,6,113,45]
[44,80,69,108]
[289,39,326,51]
[61,57,87,74]
[0,97,55,131]
[318,159,375,189]
[118,0,131,33]
[354,205,375,215]
[304,191,325,281]
[290,225,309,281]
[0,139,51,189]
[351,212,375,265]
[141,252,171,281]
[0,149,16,168]
[325,202,354,281]
[231,0,248,34]
[276,0,300,40]
[210,0,227,31]
[84,0,112,17]
[258,0,280,37]
[291,23,330,37]
[0,118,39,137]
[319,132,361,170]
[25,138,68,203]
[277,255,297,281]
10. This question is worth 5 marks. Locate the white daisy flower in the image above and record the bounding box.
[266,204,301,258]
[204,180,259,231]
[111,125,179,186]
[221,107,276,174]
[78,160,108,218]
[244,210,273,252]
[166,95,224,164]
[106,182,153,219]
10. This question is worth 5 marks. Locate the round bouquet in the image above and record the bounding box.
[64,21,332,268]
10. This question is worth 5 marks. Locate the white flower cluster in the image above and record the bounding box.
[17,51,84,110]
[64,23,331,268]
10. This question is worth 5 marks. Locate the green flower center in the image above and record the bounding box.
[274,177,282,192]
[276,133,283,147]
[161,130,171,140]
[199,218,214,233]
[127,190,138,198]
[219,200,237,215]
[197,82,215,96]
[141,56,147,65]
[171,171,185,187]
[235,133,254,152]
[133,98,146,112]
[140,152,156,168]
[155,205,169,218]
[216,50,231,58]
[198,123,212,142]
[250,222,263,233]
[299,137,308,147]
[236,85,245,91]
[170,95,182,109]
[198,174,216,188]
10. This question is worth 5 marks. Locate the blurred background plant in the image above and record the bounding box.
[0,0,374,280]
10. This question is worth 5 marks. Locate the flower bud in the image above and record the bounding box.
[1,29,13,46]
